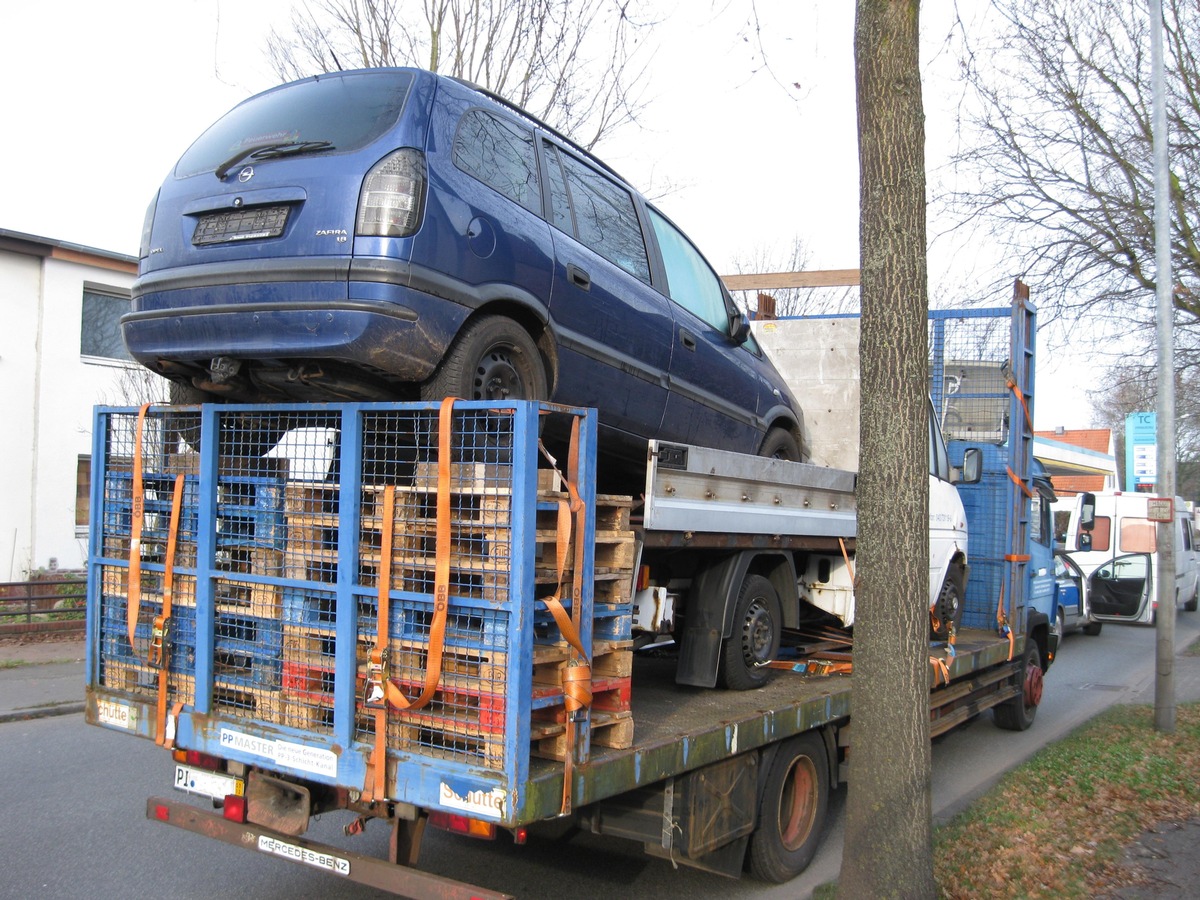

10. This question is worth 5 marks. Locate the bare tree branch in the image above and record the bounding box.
[948,0,1200,364]
[267,0,655,149]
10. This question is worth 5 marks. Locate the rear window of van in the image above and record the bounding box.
[175,71,415,177]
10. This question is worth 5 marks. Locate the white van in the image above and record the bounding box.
[1064,491,1200,625]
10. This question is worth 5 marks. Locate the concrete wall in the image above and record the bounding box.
[0,234,164,579]
[754,317,862,470]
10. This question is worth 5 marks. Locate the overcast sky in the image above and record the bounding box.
[1,0,1097,428]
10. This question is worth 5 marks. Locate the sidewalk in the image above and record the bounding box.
[0,635,87,723]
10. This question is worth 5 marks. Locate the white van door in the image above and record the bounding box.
[1088,553,1152,622]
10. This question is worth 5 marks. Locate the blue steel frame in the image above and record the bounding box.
[930,292,1040,636]
[86,400,598,829]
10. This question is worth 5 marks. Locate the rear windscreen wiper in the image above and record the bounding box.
[215,140,335,179]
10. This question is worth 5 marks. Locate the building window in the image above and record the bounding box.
[76,456,91,530]
[81,289,132,361]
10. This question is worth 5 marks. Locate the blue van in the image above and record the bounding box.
[125,68,805,478]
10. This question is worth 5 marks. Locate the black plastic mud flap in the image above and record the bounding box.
[676,554,754,688]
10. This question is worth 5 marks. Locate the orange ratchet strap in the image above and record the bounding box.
[366,397,456,802]
[1005,466,1035,499]
[929,655,951,687]
[996,583,1014,660]
[126,403,152,653]
[1006,377,1034,435]
[538,415,592,815]
[153,474,186,748]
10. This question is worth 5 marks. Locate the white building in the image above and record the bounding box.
[1,229,165,579]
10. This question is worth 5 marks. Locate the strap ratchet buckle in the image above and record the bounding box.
[364,648,390,709]
[148,614,170,669]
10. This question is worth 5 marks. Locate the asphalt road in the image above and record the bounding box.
[2,613,1197,900]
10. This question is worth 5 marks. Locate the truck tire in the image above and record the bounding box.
[993,640,1042,731]
[931,575,963,641]
[719,574,782,691]
[421,315,547,403]
[747,733,830,882]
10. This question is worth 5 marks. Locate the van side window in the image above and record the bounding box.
[454,110,540,213]
[1183,519,1194,551]
[1083,516,1112,552]
[648,208,729,334]
[541,143,575,234]
[1119,517,1157,553]
[555,151,652,284]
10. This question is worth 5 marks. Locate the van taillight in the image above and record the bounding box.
[139,190,159,259]
[356,149,426,237]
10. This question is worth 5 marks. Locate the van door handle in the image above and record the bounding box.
[680,329,697,351]
[567,264,591,291]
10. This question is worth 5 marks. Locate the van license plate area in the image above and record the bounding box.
[193,205,289,245]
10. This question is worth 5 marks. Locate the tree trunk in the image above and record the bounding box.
[839,1,936,898]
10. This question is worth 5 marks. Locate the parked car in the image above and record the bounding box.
[1052,550,1101,639]
[124,68,805,485]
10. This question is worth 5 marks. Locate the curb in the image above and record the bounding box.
[0,702,85,724]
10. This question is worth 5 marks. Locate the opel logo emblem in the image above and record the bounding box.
[239,166,254,183]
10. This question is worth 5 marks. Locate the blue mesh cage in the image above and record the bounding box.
[930,292,1037,633]
[86,400,626,827]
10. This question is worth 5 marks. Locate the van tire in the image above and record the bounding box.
[166,380,288,461]
[1185,586,1198,613]
[718,575,782,691]
[931,575,964,641]
[747,733,829,882]
[421,315,547,403]
[758,428,801,461]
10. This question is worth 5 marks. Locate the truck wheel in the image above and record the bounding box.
[719,575,782,691]
[993,640,1042,731]
[930,575,963,641]
[758,428,801,461]
[421,315,547,402]
[747,733,830,882]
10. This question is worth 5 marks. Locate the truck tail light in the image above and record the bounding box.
[427,810,496,840]
[223,794,248,823]
[172,749,223,771]
[637,565,651,592]
[356,149,426,237]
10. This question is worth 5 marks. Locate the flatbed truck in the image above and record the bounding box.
[84,299,1055,897]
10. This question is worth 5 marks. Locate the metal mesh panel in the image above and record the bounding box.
[354,407,516,768]
[95,411,198,706]
[90,401,624,808]
[929,312,1013,444]
[929,308,1026,631]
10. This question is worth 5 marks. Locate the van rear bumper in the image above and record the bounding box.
[124,259,474,384]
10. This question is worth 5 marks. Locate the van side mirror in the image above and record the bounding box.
[1079,492,1096,532]
[955,447,982,485]
[729,312,751,346]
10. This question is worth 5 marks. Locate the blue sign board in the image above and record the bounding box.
[1125,411,1157,489]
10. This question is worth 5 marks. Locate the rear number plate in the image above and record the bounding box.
[193,205,289,244]
[174,764,244,801]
